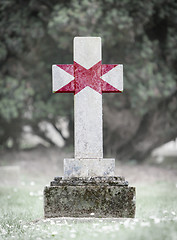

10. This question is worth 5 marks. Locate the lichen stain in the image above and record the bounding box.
[44,184,136,218]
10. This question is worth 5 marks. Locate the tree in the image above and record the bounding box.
[0,0,176,161]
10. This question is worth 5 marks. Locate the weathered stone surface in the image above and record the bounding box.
[52,37,124,178]
[48,37,135,219]
[52,64,74,92]
[64,158,115,178]
[44,177,136,218]
[51,176,128,186]
[74,37,103,159]
[74,37,101,69]
[101,64,123,91]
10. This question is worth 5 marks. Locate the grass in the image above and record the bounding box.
[0,179,177,240]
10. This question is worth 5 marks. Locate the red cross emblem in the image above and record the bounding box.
[52,61,123,95]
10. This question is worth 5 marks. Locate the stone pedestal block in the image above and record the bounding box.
[64,158,115,178]
[44,177,136,218]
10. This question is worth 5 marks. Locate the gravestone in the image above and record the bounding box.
[44,37,136,218]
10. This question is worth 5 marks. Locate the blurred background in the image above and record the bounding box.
[1,2,177,238]
[0,0,177,165]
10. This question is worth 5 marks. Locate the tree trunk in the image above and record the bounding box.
[104,89,177,161]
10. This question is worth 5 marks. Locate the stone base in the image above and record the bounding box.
[64,158,115,178]
[44,177,136,218]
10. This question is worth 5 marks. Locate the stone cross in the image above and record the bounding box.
[52,37,123,178]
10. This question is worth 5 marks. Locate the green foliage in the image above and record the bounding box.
[0,0,176,149]
[0,77,34,121]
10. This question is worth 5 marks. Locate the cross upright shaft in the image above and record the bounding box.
[52,37,123,177]
[74,37,103,159]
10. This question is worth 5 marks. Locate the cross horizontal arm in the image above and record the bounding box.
[52,63,123,94]
[101,64,123,92]
[52,64,74,93]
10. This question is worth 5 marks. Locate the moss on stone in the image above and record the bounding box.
[44,179,136,218]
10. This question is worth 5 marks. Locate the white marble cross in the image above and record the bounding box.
[52,37,123,178]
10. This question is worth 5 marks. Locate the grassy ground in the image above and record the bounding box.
[0,148,177,239]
